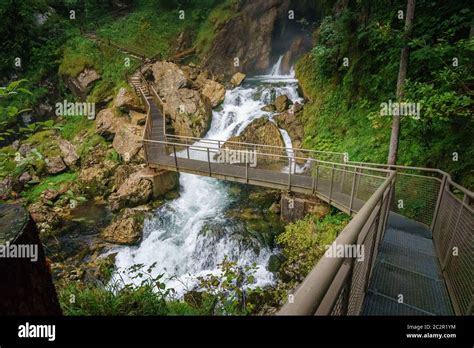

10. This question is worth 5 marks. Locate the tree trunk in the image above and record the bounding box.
[387,0,416,165]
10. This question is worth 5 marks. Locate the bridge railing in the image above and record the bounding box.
[142,136,390,216]
[278,171,396,315]
[431,176,473,315]
[347,161,474,315]
[162,134,348,164]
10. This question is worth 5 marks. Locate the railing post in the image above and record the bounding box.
[186,138,190,159]
[172,144,178,171]
[329,163,335,203]
[246,158,249,183]
[431,174,447,231]
[311,160,316,194]
[340,164,346,192]
[288,158,292,190]
[207,147,211,176]
[364,197,383,293]
[349,168,358,215]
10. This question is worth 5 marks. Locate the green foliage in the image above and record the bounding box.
[59,115,94,141]
[277,211,350,282]
[195,257,264,315]
[22,172,77,203]
[106,149,122,163]
[298,0,473,188]
[0,80,32,140]
[58,263,197,315]
[195,0,238,56]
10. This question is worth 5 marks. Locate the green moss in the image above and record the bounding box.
[195,1,238,56]
[23,172,77,203]
[23,130,62,158]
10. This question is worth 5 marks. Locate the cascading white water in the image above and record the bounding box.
[112,56,304,296]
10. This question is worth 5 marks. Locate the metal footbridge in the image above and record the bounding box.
[130,67,472,316]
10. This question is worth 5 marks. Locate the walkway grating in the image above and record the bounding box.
[362,213,454,315]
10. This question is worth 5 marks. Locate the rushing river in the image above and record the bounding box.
[112,57,303,295]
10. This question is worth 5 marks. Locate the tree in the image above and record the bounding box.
[387,0,416,165]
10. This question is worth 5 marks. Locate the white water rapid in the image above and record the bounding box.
[112,57,304,296]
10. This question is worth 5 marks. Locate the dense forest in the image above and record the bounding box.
[0,0,472,316]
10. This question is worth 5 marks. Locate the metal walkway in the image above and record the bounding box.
[362,213,453,315]
[129,66,472,316]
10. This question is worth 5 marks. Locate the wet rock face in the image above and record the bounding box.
[203,0,282,77]
[274,94,292,112]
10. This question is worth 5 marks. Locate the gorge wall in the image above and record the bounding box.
[202,0,318,78]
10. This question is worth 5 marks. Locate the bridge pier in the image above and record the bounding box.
[280,192,330,223]
[138,167,179,197]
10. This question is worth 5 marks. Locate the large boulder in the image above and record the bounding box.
[100,208,144,245]
[46,156,66,175]
[95,108,128,138]
[164,88,212,138]
[224,118,285,163]
[115,87,145,113]
[78,156,117,197]
[274,94,292,112]
[59,139,79,167]
[200,79,225,107]
[108,172,153,212]
[112,126,143,162]
[112,164,141,191]
[63,68,101,100]
[231,72,246,87]
[152,61,189,97]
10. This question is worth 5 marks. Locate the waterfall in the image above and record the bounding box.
[111,58,304,296]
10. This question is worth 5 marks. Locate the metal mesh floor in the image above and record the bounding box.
[362,290,432,315]
[362,213,454,315]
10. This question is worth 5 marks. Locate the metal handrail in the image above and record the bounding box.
[278,171,396,315]
[164,133,347,158]
[142,138,391,176]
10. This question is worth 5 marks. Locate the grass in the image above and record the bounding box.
[23,172,77,203]
[58,282,201,316]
